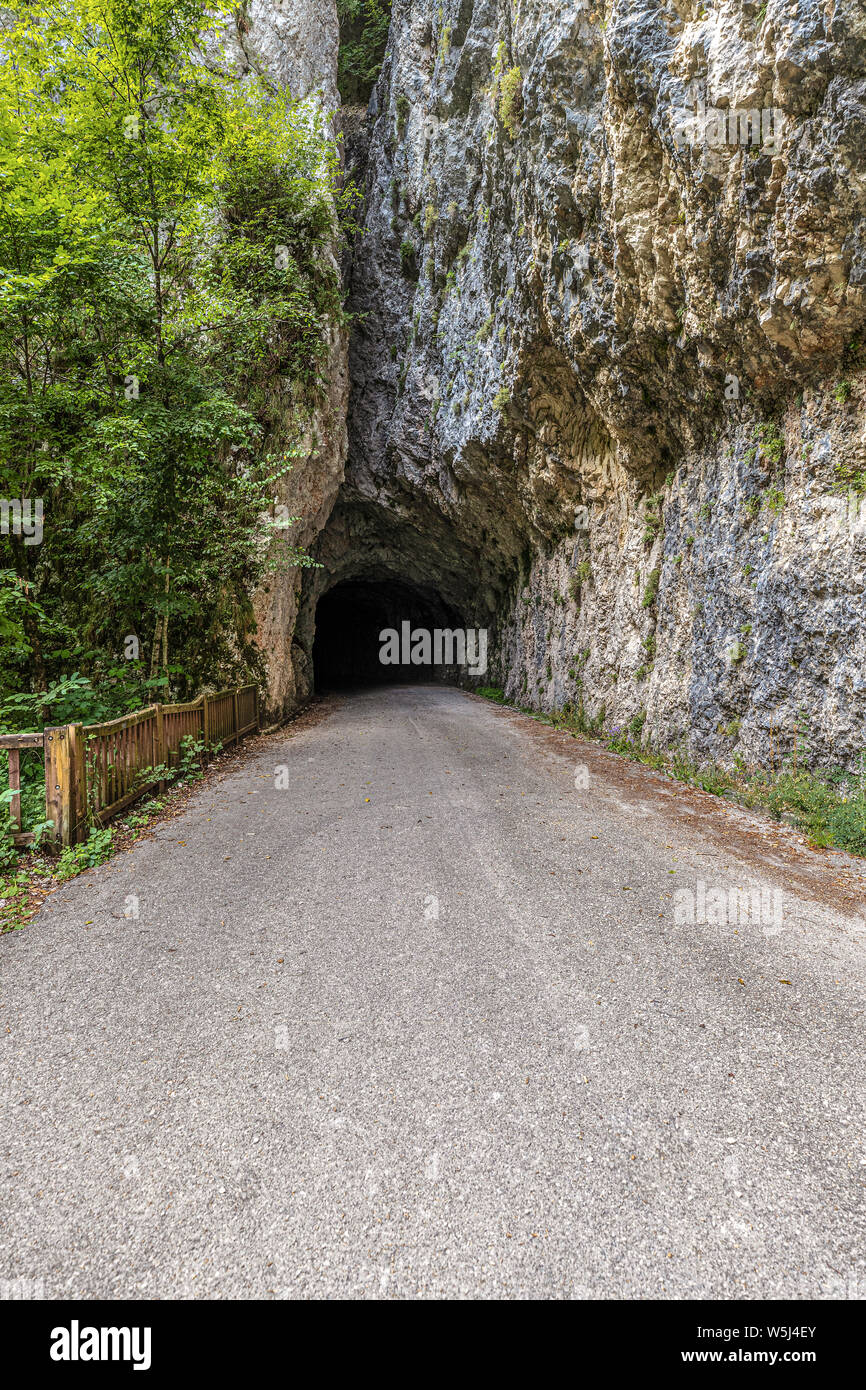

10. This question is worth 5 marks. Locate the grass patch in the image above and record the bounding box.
[476,685,506,703]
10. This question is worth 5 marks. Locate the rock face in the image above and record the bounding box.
[308,0,866,770]
[221,0,350,717]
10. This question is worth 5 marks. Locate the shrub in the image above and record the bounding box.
[756,421,784,467]
[498,66,523,137]
[642,568,660,608]
[399,238,417,275]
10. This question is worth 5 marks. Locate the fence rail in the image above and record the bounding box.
[1,683,259,848]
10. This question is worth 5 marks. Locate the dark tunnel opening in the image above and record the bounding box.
[313,579,467,691]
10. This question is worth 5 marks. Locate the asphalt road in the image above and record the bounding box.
[1,685,864,1299]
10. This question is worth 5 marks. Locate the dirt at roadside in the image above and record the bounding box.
[472,695,866,923]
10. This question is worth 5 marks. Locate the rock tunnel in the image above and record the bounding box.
[295,495,504,701]
[312,576,466,690]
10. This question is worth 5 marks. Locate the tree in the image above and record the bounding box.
[337,0,391,105]
[0,0,346,724]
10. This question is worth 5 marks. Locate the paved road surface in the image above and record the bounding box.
[2,686,864,1299]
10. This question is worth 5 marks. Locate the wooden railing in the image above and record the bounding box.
[1,683,259,848]
[0,730,44,848]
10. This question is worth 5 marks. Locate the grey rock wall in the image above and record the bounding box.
[318,0,866,769]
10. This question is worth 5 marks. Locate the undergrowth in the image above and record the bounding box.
[0,735,220,933]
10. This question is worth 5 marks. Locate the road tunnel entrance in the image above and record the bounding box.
[313,579,467,690]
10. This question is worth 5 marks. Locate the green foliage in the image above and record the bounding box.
[755,421,784,467]
[0,0,345,723]
[56,826,114,881]
[477,685,506,703]
[763,772,866,855]
[492,387,511,412]
[729,640,747,664]
[337,1,391,105]
[642,492,664,546]
[498,67,523,138]
[828,793,866,855]
[642,568,660,608]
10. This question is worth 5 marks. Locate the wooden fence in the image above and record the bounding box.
[0,683,259,848]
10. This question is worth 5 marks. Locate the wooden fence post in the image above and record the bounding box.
[203,695,210,761]
[255,686,260,732]
[233,690,239,746]
[44,724,85,848]
[155,704,166,792]
[7,747,21,833]
[68,724,87,845]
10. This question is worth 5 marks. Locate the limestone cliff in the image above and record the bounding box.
[311,0,866,771]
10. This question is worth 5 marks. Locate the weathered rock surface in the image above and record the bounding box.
[221,0,350,717]
[312,0,866,769]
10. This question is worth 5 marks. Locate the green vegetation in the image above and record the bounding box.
[498,66,524,138]
[729,640,747,665]
[642,492,664,546]
[0,0,349,732]
[337,0,392,105]
[492,386,511,412]
[642,568,661,608]
[476,686,506,703]
[755,421,785,467]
